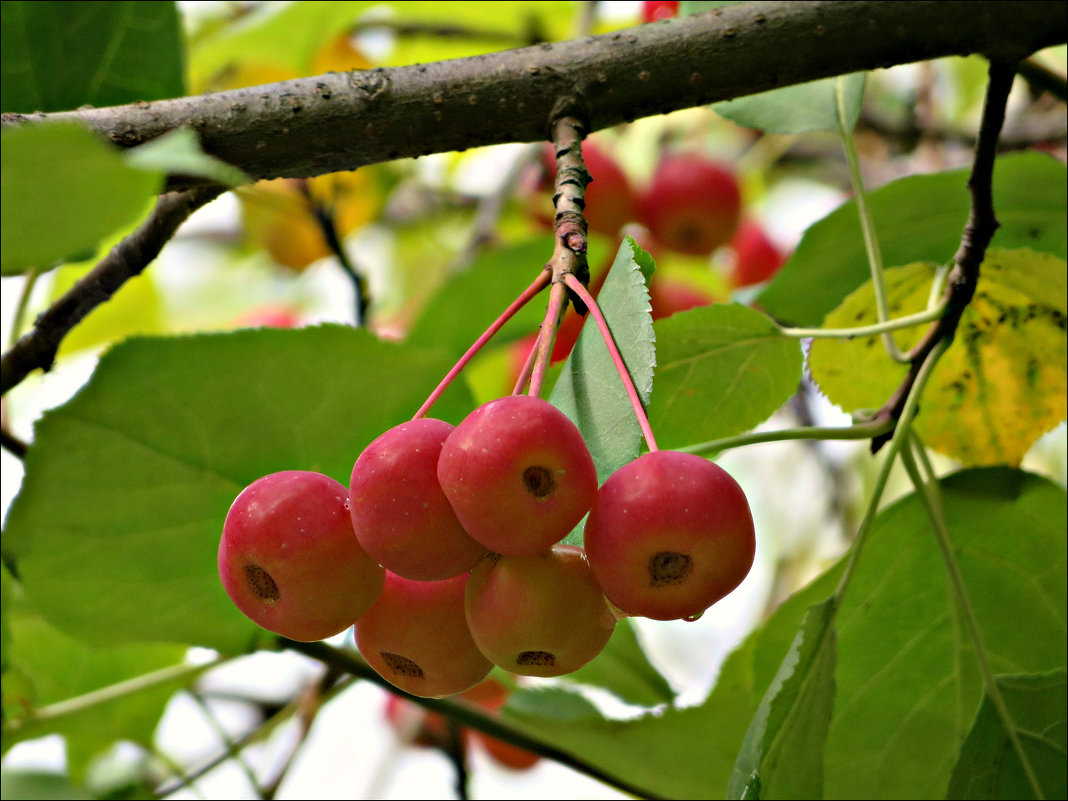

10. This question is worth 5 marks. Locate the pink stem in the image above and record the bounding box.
[413,268,551,420]
[527,281,568,399]
[562,273,658,452]
[511,332,539,395]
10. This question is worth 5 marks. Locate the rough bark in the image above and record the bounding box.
[4,1,1064,189]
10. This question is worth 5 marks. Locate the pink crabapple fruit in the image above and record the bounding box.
[584,450,756,621]
[354,571,492,698]
[218,470,385,642]
[349,418,487,581]
[437,395,599,557]
[465,545,617,677]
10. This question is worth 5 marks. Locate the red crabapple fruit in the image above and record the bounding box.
[465,546,617,677]
[642,1,679,22]
[584,451,755,621]
[729,219,786,288]
[218,470,385,641]
[639,155,742,257]
[354,571,492,698]
[350,419,487,581]
[437,396,599,556]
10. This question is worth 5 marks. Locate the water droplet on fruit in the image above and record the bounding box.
[684,612,704,623]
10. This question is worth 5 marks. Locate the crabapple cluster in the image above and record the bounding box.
[219,391,756,696]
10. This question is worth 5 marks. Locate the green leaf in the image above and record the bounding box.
[550,236,657,485]
[758,152,1068,327]
[565,618,676,708]
[809,249,1068,466]
[0,122,162,275]
[189,2,575,88]
[647,304,803,450]
[188,0,371,87]
[715,73,866,135]
[728,597,837,799]
[377,2,578,68]
[1,564,190,780]
[1,327,474,652]
[1,1,184,114]
[824,468,1067,799]
[406,239,550,354]
[124,128,251,187]
[947,670,1067,800]
[0,769,91,801]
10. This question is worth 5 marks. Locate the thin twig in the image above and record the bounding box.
[260,669,344,800]
[869,58,1018,452]
[280,638,665,800]
[0,426,28,459]
[299,180,370,327]
[189,691,267,797]
[0,185,225,397]
[1018,55,1068,101]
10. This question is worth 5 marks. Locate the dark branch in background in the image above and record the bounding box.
[3,2,1062,190]
[0,185,224,398]
[0,427,28,459]
[297,180,370,326]
[444,720,470,801]
[280,638,665,800]
[1018,56,1068,102]
[869,58,1019,452]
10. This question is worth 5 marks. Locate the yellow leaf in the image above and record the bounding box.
[238,170,380,271]
[809,248,1067,466]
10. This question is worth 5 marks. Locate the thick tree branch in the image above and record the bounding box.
[4,2,1062,189]
[0,186,224,397]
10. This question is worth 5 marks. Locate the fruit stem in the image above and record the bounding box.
[527,281,568,398]
[679,418,894,456]
[837,76,910,365]
[413,268,551,420]
[562,272,659,453]
[511,332,539,395]
[899,436,1046,800]
[779,303,946,339]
